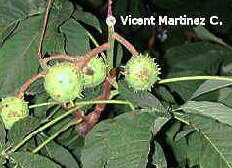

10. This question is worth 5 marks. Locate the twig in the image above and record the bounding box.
[74,43,110,69]
[7,99,132,153]
[158,76,232,84]
[84,43,110,58]
[77,79,112,136]
[43,54,76,64]
[75,0,116,136]
[86,31,106,59]
[43,43,109,67]
[107,0,113,16]
[16,73,44,99]
[37,0,54,64]
[8,105,81,153]
[32,119,83,154]
[106,0,115,68]
[113,32,139,56]
[29,102,60,109]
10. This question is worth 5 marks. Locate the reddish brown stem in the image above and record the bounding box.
[77,79,112,136]
[74,43,110,69]
[17,73,44,99]
[84,43,110,59]
[43,54,77,64]
[73,109,86,121]
[43,43,109,67]
[113,32,139,56]
[37,0,54,62]
[107,0,113,16]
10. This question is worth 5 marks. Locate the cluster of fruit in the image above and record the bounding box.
[0,55,160,129]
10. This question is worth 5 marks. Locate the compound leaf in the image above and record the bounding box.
[82,112,155,168]
[10,152,61,168]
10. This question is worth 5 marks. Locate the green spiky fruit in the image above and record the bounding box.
[124,54,161,91]
[44,63,84,103]
[83,57,106,88]
[0,97,29,129]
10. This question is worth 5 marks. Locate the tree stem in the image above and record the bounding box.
[113,32,139,56]
[7,99,134,153]
[16,73,44,99]
[158,76,232,84]
[43,54,76,64]
[29,102,59,109]
[37,0,54,67]
[32,119,82,154]
[107,26,115,68]
[75,100,135,111]
[86,31,106,59]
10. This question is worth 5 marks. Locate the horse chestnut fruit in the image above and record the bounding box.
[44,63,84,103]
[124,54,161,91]
[83,57,106,88]
[0,97,29,129]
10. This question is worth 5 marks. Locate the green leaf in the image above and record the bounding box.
[10,152,61,168]
[46,108,73,144]
[81,112,155,168]
[174,101,232,167]
[68,135,85,161]
[33,94,50,117]
[165,70,206,101]
[155,86,176,104]
[61,18,90,55]
[153,142,167,168]
[73,10,102,33]
[0,21,19,47]
[7,117,39,154]
[114,43,123,67]
[169,122,232,168]
[218,87,232,107]
[49,0,74,27]
[8,116,40,144]
[152,117,170,135]
[0,17,41,97]
[37,134,80,168]
[193,26,230,48]
[0,14,66,97]
[0,0,45,28]
[25,78,45,95]
[180,101,232,127]
[41,0,73,55]
[79,84,103,112]
[0,118,6,147]
[42,27,66,55]
[118,81,165,111]
[165,42,223,74]
[0,118,6,165]
[163,121,188,167]
[186,130,231,168]
[191,80,232,99]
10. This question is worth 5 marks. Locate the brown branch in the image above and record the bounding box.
[84,43,110,59]
[77,79,112,136]
[43,54,77,64]
[17,73,44,99]
[113,32,139,56]
[74,43,110,69]
[107,0,113,16]
[37,0,54,61]
[73,109,86,121]
[40,43,109,68]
